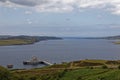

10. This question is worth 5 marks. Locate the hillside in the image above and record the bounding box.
[104,35,120,40]
[64,35,120,40]
[0,35,62,46]
[1,59,120,80]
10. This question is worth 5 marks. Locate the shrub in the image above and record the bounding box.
[29,76,37,80]
[85,66,94,69]
[118,65,120,69]
[90,66,94,69]
[102,65,108,69]
[0,66,11,80]
[97,77,105,80]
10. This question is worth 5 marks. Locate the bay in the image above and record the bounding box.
[0,39,120,69]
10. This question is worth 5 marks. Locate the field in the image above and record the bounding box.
[0,39,34,46]
[113,41,120,44]
[11,67,120,80]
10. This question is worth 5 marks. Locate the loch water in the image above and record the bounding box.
[0,39,120,69]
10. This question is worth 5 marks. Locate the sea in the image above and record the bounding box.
[0,39,120,69]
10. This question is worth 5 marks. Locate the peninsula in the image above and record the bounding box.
[0,35,62,46]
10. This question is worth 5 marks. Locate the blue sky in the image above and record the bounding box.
[0,0,120,37]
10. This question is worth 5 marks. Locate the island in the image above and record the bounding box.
[0,35,62,46]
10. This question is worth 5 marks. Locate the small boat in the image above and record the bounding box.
[7,64,13,68]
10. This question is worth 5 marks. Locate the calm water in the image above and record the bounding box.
[0,39,120,69]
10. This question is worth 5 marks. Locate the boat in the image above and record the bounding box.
[7,64,13,68]
[23,56,53,66]
[23,56,40,65]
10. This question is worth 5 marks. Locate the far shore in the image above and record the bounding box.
[0,35,62,46]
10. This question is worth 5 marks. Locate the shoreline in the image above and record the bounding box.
[0,36,62,46]
[3,59,120,70]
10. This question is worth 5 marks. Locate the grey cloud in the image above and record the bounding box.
[0,0,120,15]
[10,0,37,6]
[0,0,49,7]
[0,0,7,2]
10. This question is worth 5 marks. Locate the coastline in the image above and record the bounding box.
[0,36,62,46]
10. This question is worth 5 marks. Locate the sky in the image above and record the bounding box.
[0,0,120,37]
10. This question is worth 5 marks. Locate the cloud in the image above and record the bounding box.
[25,11,32,14]
[0,0,120,15]
[108,24,120,29]
[0,0,6,2]
[0,0,49,6]
[26,19,33,24]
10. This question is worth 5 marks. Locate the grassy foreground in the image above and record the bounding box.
[11,68,120,80]
[1,59,120,80]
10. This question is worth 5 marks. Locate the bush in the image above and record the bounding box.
[85,66,94,69]
[0,66,11,80]
[118,65,120,69]
[97,77,105,80]
[29,76,37,80]
[102,65,108,69]
[90,66,94,69]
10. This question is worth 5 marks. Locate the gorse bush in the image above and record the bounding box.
[118,65,120,69]
[0,66,19,80]
[102,65,108,69]
[0,66,11,80]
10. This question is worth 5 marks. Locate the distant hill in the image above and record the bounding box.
[103,35,120,39]
[0,35,11,39]
[63,35,120,40]
[0,35,62,40]
[0,35,62,46]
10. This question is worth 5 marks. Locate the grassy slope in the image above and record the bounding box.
[0,39,34,46]
[60,69,120,80]
[113,41,120,44]
[9,59,120,80]
[12,68,120,80]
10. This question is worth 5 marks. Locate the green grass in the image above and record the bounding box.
[10,59,120,80]
[114,41,120,44]
[81,59,107,63]
[60,69,109,80]
[11,68,120,80]
[0,39,34,46]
